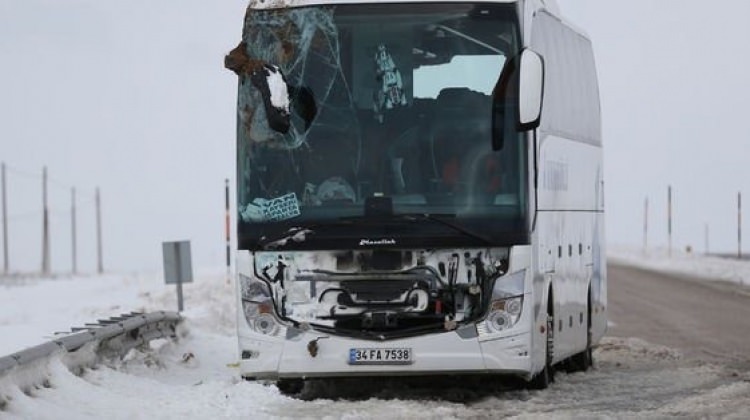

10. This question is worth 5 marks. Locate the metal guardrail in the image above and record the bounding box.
[0,311,182,395]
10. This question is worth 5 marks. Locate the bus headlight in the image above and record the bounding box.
[486,296,523,332]
[253,313,280,335]
[240,274,282,336]
[485,270,526,333]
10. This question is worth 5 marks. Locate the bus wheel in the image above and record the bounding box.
[569,346,592,372]
[276,378,304,395]
[528,314,554,390]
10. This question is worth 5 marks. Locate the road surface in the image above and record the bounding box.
[608,263,750,367]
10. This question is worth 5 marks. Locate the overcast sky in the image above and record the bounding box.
[1,0,749,273]
[559,0,750,256]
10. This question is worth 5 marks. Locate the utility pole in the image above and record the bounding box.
[96,187,103,274]
[2,162,8,274]
[705,223,709,256]
[739,192,743,260]
[71,188,77,274]
[667,185,673,258]
[225,179,231,284]
[42,166,50,275]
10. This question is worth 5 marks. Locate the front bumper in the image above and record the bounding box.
[239,327,531,380]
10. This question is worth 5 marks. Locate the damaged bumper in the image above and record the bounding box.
[239,328,531,380]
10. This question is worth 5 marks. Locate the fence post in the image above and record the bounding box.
[96,187,103,274]
[705,223,709,256]
[643,197,649,254]
[667,186,673,258]
[739,192,742,259]
[42,166,50,275]
[2,162,8,274]
[71,188,77,274]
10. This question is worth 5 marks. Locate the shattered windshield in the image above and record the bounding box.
[229,3,526,249]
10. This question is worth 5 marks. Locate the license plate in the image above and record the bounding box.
[348,348,413,365]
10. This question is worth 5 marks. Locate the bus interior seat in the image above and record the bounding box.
[428,88,492,194]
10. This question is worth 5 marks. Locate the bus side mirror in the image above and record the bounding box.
[518,49,544,131]
[492,49,544,151]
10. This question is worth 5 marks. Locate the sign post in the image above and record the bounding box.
[162,241,193,312]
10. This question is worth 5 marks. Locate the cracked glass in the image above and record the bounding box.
[231,3,526,249]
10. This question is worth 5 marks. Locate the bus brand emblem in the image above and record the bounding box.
[359,239,396,247]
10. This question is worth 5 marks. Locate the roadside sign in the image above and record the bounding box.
[162,241,193,311]
[163,241,193,285]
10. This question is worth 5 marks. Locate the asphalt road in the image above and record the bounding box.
[607,263,750,366]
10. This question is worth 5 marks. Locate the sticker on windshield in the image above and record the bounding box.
[241,193,301,222]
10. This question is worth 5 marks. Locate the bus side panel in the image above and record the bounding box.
[534,133,603,362]
[529,5,605,362]
[535,209,600,362]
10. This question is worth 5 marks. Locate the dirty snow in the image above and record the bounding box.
[1,265,749,418]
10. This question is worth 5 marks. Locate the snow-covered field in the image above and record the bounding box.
[609,245,750,287]
[1,256,749,418]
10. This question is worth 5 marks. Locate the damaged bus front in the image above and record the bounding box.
[226,0,576,392]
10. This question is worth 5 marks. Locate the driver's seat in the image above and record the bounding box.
[429,88,493,194]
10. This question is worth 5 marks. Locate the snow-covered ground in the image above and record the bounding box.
[1,256,749,418]
[0,273,166,356]
[609,245,750,287]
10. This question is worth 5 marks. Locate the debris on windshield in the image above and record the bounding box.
[224,41,260,76]
[373,43,408,123]
[229,7,345,151]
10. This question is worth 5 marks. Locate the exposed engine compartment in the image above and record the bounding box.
[247,248,509,338]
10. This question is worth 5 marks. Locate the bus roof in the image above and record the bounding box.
[245,0,562,19]
[243,0,576,39]
[247,0,518,10]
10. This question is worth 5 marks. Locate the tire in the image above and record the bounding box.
[529,362,551,390]
[569,346,592,372]
[276,378,304,396]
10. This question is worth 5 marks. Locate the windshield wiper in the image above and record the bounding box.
[258,227,315,250]
[393,213,494,246]
[258,214,493,249]
[256,217,389,249]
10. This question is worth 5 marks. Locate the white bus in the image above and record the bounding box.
[226,0,606,393]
